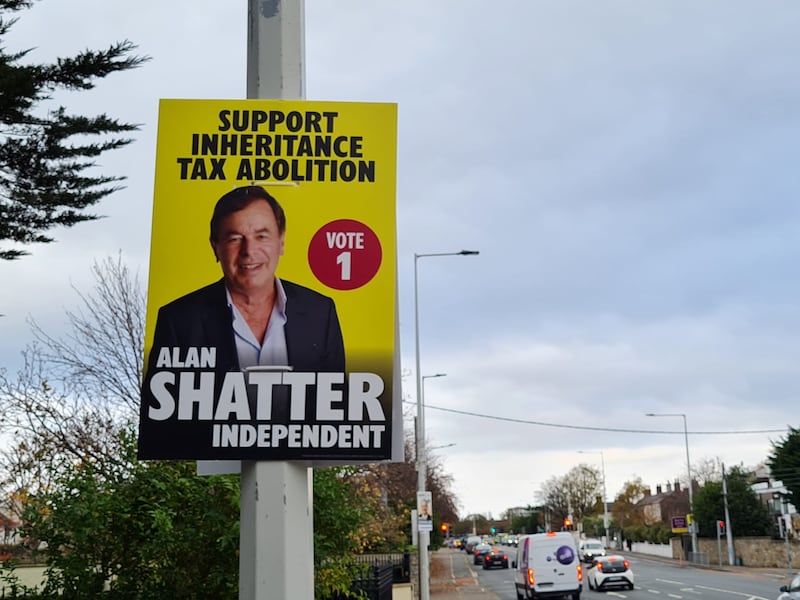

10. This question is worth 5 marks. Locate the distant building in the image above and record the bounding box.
[505,506,533,519]
[635,480,692,526]
[0,506,22,545]
[749,463,798,539]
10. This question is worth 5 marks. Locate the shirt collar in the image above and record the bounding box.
[224,277,287,318]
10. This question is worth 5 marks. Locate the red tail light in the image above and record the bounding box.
[596,562,604,572]
[503,554,508,560]
[623,560,630,569]
[527,568,536,586]
[576,563,583,582]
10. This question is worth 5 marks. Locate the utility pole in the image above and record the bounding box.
[241,2,312,599]
[721,463,735,566]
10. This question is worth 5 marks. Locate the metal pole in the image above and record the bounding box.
[680,414,698,556]
[783,497,792,578]
[241,3,312,599]
[578,450,609,546]
[721,463,735,566]
[414,250,478,600]
[645,413,696,556]
[600,451,609,546]
[413,254,429,600]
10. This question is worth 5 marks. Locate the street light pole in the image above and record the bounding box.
[578,450,609,547]
[645,412,697,557]
[414,250,478,600]
[418,373,446,472]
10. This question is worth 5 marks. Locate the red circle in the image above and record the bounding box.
[308,219,382,290]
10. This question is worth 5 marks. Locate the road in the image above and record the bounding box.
[471,547,789,600]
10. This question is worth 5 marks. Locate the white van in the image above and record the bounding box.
[512,532,582,600]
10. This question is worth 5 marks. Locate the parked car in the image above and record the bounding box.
[473,543,492,565]
[779,573,800,600]
[482,548,509,570]
[586,555,634,591]
[578,539,606,563]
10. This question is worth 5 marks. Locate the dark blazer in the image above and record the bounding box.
[138,278,346,459]
[146,278,345,375]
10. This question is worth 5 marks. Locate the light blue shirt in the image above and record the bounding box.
[226,278,289,369]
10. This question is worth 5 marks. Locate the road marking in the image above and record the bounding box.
[695,585,770,600]
[658,579,687,585]
[680,588,702,595]
[647,590,661,594]
[667,594,683,599]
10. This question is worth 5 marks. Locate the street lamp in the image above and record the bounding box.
[429,442,456,451]
[414,250,478,600]
[418,373,447,466]
[645,412,697,557]
[578,450,609,547]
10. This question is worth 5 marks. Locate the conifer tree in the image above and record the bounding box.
[0,0,148,259]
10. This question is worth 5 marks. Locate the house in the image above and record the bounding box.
[635,481,692,526]
[750,463,798,539]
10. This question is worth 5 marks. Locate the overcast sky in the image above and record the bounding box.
[1,1,799,520]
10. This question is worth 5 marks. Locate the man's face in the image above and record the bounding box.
[212,200,285,296]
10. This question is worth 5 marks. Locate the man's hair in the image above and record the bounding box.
[209,185,287,242]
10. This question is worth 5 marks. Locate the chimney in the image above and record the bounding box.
[656,484,662,495]
[674,479,681,492]
[643,488,651,497]
[666,481,672,493]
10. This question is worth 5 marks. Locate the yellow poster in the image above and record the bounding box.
[138,99,397,462]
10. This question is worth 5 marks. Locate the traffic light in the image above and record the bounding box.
[491,527,496,535]
[563,518,573,531]
[716,520,725,536]
[440,523,448,535]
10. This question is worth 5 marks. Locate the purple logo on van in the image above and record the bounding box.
[555,545,575,565]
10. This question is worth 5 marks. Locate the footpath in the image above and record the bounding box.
[428,547,794,600]
[430,548,501,600]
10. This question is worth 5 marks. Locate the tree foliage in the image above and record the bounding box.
[20,445,241,599]
[768,426,800,504]
[0,256,457,596]
[612,477,649,530]
[0,0,149,259]
[540,464,602,527]
[691,465,773,538]
[0,255,142,505]
[509,507,545,535]
[314,465,409,599]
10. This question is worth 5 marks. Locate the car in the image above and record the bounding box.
[578,539,606,563]
[473,543,493,564]
[779,573,800,600]
[464,535,482,554]
[506,535,519,547]
[586,555,634,591]
[482,548,509,570]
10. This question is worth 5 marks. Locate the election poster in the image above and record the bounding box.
[138,99,398,463]
[417,491,433,532]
